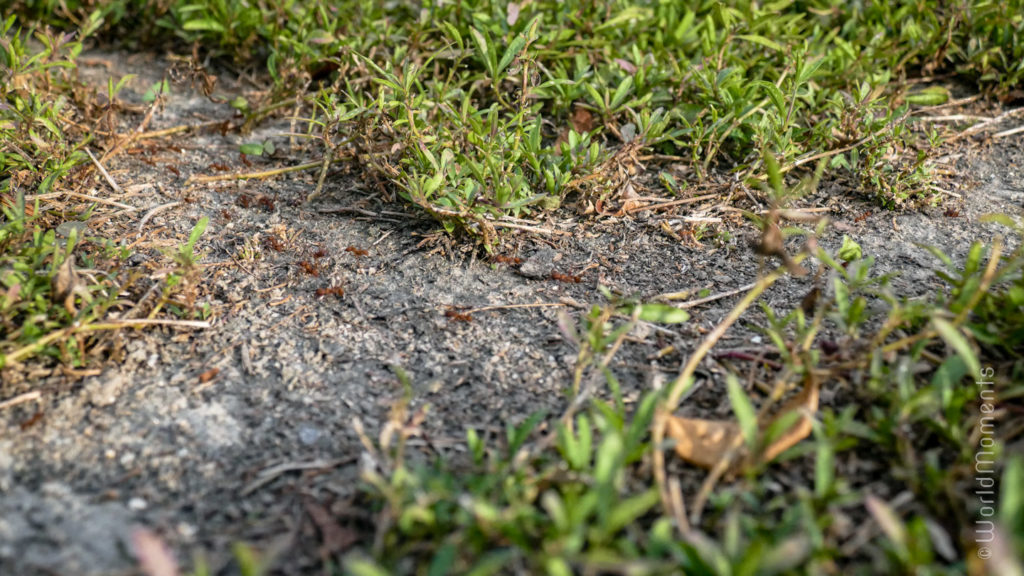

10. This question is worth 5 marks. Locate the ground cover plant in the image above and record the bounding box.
[2,0,1024,574]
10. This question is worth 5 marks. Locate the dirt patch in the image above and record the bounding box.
[1,52,1021,575]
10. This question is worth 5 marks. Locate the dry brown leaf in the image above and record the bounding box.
[51,255,91,315]
[667,376,819,473]
[615,182,645,215]
[666,416,740,470]
[571,106,595,133]
[305,499,358,555]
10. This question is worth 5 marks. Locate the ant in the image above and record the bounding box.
[315,285,344,298]
[551,271,582,283]
[444,308,473,322]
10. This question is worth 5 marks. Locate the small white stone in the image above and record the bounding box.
[86,373,126,407]
[128,497,147,511]
[177,522,197,540]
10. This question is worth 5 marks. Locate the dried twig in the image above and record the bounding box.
[186,160,324,184]
[138,201,181,235]
[0,391,42,411]
[656,282,756,309]
[624,192,721,214]
[488,220,570,236]
[949,107,1024,142]
[26,191,136,211]
[86,148,123,194]
[913,114,990,123]
[240,457,356,496]
[463,302,565,314]
[994,124,1024,139]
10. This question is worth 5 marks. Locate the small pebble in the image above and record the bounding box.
[298,424,321,446]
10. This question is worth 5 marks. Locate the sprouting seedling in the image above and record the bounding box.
[175,216,209,269]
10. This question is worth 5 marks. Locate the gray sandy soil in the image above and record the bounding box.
[1,52,1021,575]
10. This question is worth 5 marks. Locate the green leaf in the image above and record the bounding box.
[605,488,660,534]
[507,411,546,455]
[498,35,527,76]
[905,86,950,106]
[738,34,784,52]
[182,18,226,33]
[344,555,391,576]
[838,235,862,261]
[442,22,463,52]
[610,76,634,110]
[814,427,835,498]
[428,543,457,576]
[594,433,624,488]
[636,303,689,324]
[231,542,265,576]
[469,27,496,78]
[142,80,170,102]
[239,142,264,156]
[764,148,782,196]
[932,317,980,378]
[186,216,208,252]
[931,354,967,410]
[727,374,757,448]
[1000,456,1024,531]
[544,557,573,576]
[466,550,516,576]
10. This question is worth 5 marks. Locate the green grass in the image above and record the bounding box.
[3,1,1024,574]
[11,0,1024,228]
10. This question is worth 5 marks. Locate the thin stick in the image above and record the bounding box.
[95,319,212,329]
[240,457,356,496]
[25,191,137,211]
[138,201,181,235]
[949,107,1024,142]
[675,282,756,309]
[464,302,565,314]
[928,185,962,198]
[909,94,981,113]
[0,391,41,411]
[913,114,990,123]
[318,206,378,217]
[68,191,137,210]
[718,206,830,218]
[86,148,123,194]
[308,151,333,202]
[668,477,690,533]
[186,160,324,185]
[489,221,570,236]
[994,124,1024,139]
[624,192,721,214]
[135,120,227,141]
